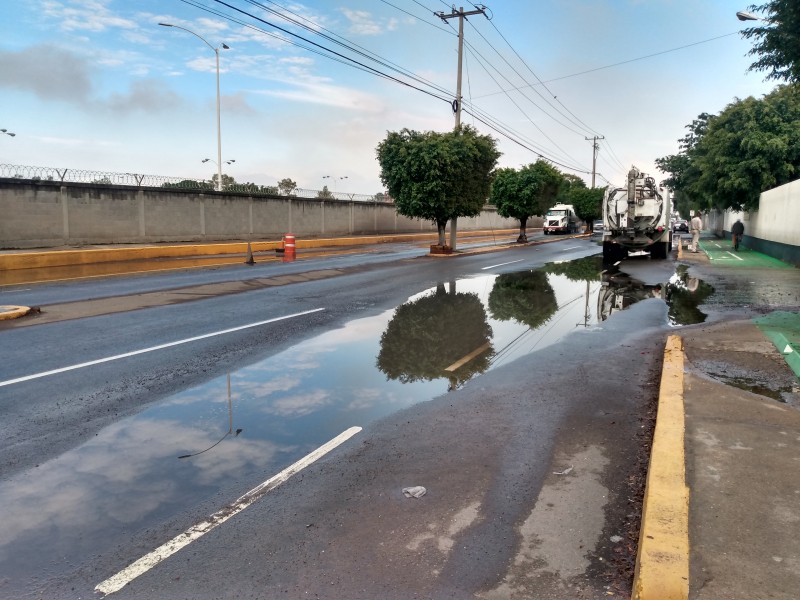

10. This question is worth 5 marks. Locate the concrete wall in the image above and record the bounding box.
[0,179,523,249]
[707,178,800,265]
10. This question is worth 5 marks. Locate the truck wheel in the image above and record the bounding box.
[603,241,626,263]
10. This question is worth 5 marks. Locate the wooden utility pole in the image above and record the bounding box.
[585,135,604,188]
[435,5,488,249]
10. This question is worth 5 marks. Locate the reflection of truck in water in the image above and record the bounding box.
[543,203,579,234]
[602,167,671,261]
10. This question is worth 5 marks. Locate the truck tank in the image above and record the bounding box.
[602,166,671,262]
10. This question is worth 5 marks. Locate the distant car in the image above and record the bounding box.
[592,219,604,235]
[672,219,688,232]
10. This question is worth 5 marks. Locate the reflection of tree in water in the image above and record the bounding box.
[377,284,493,386]
[666,265,715,325]
[543,255,603,282]
[488,270,558,329]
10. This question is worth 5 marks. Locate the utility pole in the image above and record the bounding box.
[585,135,604,188]
[435,5,488,249]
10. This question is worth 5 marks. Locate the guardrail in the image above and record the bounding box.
[0,163,387,203]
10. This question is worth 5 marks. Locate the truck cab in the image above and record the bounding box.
[543,204,579,234]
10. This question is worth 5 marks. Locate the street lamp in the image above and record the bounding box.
[202,158,235,165]
[1,129,15,138]
[736,11,760,21]
[160,22,229,191]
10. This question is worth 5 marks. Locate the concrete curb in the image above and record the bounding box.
[631,334,689,600]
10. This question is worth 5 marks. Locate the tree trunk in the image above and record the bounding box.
[517,216,528,243]
[437,221,448,247]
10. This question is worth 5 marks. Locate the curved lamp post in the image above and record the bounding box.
[160,22,229,191]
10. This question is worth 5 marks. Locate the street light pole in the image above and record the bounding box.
[159,23,229,191]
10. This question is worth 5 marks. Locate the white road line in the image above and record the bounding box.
[0,308,325,388]
[725,251,744,261]
[95,426,362,596]
[560,246,581,251]
[481,259,523,270]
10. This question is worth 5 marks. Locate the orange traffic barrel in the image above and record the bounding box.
[284,233,296,253]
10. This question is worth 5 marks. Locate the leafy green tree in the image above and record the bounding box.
[211,173,236,190]
[488,270,558,329]
[278,178,298,196]
[377,285,493,387]
[656,88,800,212]
[317,185,334,199]
[489,160,562,242]
[741,1,800,84]
[556,173,586,204]
[566,186,605,229]
[376,125,500,247]
[161,179,213,190]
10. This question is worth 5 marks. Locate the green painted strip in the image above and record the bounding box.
[753,311,800,379]
[699,241,792,269]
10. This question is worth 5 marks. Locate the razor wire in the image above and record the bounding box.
[0,164,390,202]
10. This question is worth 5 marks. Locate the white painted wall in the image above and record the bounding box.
[708,178,800,247]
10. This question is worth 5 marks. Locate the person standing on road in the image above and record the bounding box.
[690,212,703,253]
[731,219,744,251]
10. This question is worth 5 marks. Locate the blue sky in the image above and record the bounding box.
[0,0,777,195]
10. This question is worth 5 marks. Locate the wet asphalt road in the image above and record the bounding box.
[2,236,794,599]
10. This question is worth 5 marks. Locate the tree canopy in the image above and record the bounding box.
[741,1,800,84]
[566,186,605,227]
[278,178,298,196]
[376,125,500,246]
[488,159,563,242]
[655,86,800,212]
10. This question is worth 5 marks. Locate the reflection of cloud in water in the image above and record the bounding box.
[0,418,279,560]
[345,388,396,411]
[234,375,302,399]
[263,389,331,417]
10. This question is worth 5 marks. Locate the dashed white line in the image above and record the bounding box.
[0,308,325,388]
[95,426,362,596]
[560,246,581,251]
[481,259,523,270]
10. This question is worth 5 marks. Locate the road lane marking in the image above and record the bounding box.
[560,246,581,251]
[0,308,325,388]
[725,251,744,261]
[481,259,523,270]
[95,426,362,596]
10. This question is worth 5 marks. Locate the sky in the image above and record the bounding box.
[0,0,779,195]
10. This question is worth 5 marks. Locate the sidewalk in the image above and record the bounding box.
[635,318,800,600]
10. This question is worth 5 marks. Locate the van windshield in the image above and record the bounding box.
[547,210,567,216]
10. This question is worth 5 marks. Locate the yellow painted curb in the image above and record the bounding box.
[0,305,31,320]
[0,230,520,271]
[631,334,689,600]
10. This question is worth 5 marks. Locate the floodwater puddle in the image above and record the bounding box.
[0,256,712,589]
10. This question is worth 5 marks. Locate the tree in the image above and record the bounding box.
[376,125,500,247]
[656,87,800,212]
[317,185,334,199]
[489,160,563,242]
[211,173,236,190]
[566,186,605,229]
[741,1,800,84]
[278,178,298,196]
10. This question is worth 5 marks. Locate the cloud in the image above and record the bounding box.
[340,8,398,36]
[107,79,184,113]
[0,44,93,102]
[40,0,138,33]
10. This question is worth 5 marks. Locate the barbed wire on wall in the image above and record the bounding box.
[0,164,389,203]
